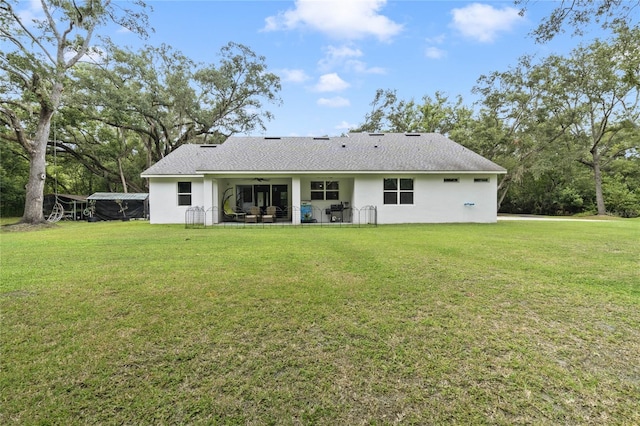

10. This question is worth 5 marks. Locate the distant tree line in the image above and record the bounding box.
[1,0,281,221]
[1,0,638,219]
[355,25,640,217]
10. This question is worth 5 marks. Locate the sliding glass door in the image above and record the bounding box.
[236,183,288,217]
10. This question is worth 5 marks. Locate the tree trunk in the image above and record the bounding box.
[22,82,63,224]
[117,157,128,193]
[592,151,606,215]
[22,109,54,224]
[496,174,511,211]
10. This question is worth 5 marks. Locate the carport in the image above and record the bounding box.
[87,193,149,221]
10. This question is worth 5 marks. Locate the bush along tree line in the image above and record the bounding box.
[1,0,638,221]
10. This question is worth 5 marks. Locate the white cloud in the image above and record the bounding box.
[425,47,446,59]
[313,73,350,92]
[426,34,447,45]
[318,45,386,74]
[17,0,44,24]
[326,45,363,60]
[64,46,106,64]
[335,120,357,130]
[279,68,311,83]
[318,45,362,71]
[317,96,351,108]
[344,59,387,74]
[346,60,386,74]
[263,0,403,41]
[450,3,523,43]
[424,33,447,59]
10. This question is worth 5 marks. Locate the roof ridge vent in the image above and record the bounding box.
[405,133,421,136]
[200,144,218,148]
[313,137,330,140]
[264,137,281,140]
[369,133,385,136]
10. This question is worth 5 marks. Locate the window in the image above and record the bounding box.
[326,181,339,200]
[474,178,489,183]
[238,185,253,203]
[311,181,324,200]
[444,178,459,183]
[383,178,413,204]
[311,181,339,200]
[177,182,192,206]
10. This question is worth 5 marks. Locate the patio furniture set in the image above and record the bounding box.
[225,205,279,223]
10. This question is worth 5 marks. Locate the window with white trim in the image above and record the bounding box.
[383,178,413,204]
[177,182,192,206]
[311,181,339,200]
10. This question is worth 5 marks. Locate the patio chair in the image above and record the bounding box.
[245,206,261,223]
[223,199,245,221]
[262,206,277,223]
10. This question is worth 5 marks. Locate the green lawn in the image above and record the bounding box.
[1,220,639,424]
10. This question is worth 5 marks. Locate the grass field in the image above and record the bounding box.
[1,219,639,424]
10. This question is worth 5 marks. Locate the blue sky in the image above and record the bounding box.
[19,0,618,137]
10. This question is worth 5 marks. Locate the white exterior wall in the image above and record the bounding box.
[148,173,499,224]
[353,174,499,224]
[147,177,205,224]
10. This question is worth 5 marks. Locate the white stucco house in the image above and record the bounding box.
[140,132,506,225]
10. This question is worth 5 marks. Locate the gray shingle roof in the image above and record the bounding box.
[140,143,207,176]
[141,133,506,176]
[88,192,149,200]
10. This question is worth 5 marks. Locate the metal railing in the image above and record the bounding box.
[186,205,377,228]
[185,206,206,228]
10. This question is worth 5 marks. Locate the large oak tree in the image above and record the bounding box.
[516,0,640,43]
[475,27,640,215]
[0,0,149,223]
[68,42,281,167]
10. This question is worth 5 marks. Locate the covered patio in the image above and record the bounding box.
[209,176,357,225]
[185,204,377,228]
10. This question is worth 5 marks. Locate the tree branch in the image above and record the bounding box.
[0,105,31,152]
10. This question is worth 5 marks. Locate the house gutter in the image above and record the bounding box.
[194,170,507,175]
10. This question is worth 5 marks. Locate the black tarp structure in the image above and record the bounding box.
[87,193,149,221]
[43,194,88,220]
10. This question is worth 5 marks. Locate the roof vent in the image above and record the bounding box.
[341,143,346,148]
[200,144,218,148]
[313,137,330,140]
[369,133,384,137]
[405,133,421,136]
[264,137,281,140]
